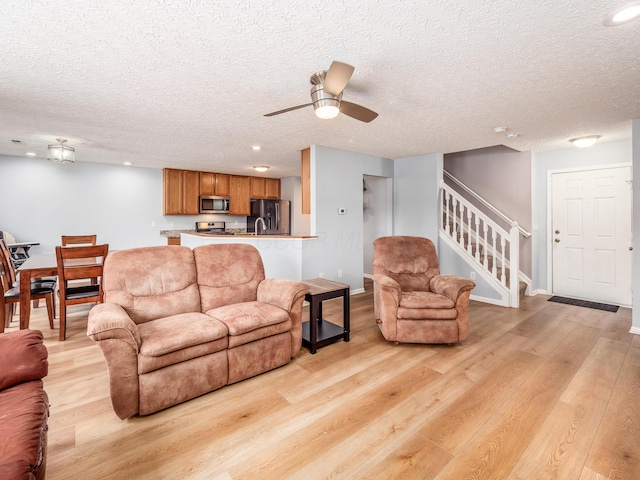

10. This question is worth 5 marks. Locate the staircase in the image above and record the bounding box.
[440,173,531,308]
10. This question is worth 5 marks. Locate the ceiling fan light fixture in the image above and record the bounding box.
[315,104,340,119]
[47,138,75,163]
[570,135,601,148]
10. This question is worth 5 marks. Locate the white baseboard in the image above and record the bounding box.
[630,326,640,335]
[470,293,509,308]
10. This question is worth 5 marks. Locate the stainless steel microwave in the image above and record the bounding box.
[199,196,230,214]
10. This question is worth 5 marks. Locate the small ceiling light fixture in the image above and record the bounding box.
[493,126,507,133]
[25,152,37,157]
[123,161,132,166]
[47,138,75,163]
[604,3,640,25]
[253,165,270,172]
[570,135,601,148]
[311,78,341,119]
[252,145,262,151]
[506,132,519,138]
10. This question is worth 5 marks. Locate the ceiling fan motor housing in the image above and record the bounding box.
[310,72,343,118]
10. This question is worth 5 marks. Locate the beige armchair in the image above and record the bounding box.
[372,236,475,344]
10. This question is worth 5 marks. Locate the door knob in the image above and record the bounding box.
[630,247,633,251]
[555,238,560,243]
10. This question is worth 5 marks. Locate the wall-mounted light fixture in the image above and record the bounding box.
[569,135,601,148]
[47,138,75,163]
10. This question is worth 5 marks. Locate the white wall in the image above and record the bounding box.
[302,145,393,292]
[393,153,442,241]
[632,119,640,333]
[0,155,242,252]
[531,140,632,295]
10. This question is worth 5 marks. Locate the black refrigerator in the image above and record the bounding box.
[247,199,291,235]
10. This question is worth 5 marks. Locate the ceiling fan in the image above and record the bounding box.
[264,61,378,123]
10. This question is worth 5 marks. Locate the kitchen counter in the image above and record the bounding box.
[181,232,317,281]
[160,229,195,239]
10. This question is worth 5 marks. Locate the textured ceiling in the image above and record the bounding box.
[1,0,639,177]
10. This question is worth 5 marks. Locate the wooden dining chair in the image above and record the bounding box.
[1,246,55,333]
[56,244,108,341]
[61,235,97,246]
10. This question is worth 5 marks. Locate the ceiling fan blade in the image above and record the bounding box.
[340,101,378,123]
[264,103,312,117]
[324,61,355,96]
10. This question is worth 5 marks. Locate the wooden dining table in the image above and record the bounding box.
[17,254,58,329]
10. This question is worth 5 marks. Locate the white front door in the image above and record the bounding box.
[551,166,632,305]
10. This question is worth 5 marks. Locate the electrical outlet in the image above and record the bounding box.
[338,269,343,278]
[319,272,324,278]
[470,271,476,280]
[151,220,156,227]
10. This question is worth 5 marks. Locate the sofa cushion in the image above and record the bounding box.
[0,380,48,479]
[138,312,228,357]
[206,301,289,336]
[399,291,455,309]
[193,244,265,311]
[102,246,201,324]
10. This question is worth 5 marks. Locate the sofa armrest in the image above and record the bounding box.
[0,329,48,390]
[87,303,141,352]
[429,275,475,303]
[257,278,310,313]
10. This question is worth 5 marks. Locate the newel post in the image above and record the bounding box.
[509,223,520,308]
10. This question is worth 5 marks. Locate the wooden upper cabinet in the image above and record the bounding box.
[200,172,230,197]
[163,169,200,215]
[301,147,310,214]
[215,174,230,196]
[250,177,280,199]
[265,178,280,199]
[229,175,251,216]
[250,177,266,198]
[199,172,215,196]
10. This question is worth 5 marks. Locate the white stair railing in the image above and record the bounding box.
[441,180,522,307]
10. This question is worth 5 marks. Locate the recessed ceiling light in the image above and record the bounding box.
[252,145,262,151]
[123,161,132,166]
[493,127,507,133]
[506,132,519,138]
[604,3,640,25]
[253,165,269,172]
[569,135,601,148]
[25,152,37,156]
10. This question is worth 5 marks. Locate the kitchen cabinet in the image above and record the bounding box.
[265,178,280,199]
[229,175,251,215]
[301,147,310,214]
[250,177,281,199]
[250,177,266,198]
[163,169,200,215]
[200,172,230,196]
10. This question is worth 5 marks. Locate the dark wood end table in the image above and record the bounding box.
[302,278,350,354]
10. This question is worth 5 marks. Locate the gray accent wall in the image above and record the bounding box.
[301,145,394,292]
[633,119,640,332]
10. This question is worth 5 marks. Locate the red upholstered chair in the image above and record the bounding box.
[372,236,475,344]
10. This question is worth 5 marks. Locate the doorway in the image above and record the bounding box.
[363,175,392,276]
[551,166,632,305]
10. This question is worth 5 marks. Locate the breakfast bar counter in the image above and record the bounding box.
[180,233,317,281]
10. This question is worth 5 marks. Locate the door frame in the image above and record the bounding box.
[546,162,632,304]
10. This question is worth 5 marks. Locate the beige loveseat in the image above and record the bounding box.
[87,244,309,420]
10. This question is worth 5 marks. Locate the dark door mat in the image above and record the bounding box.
[548,296,619,312]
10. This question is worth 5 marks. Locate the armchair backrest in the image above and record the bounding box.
[193,244,265,312]
[373,236,440,291]
[102,246,201,324]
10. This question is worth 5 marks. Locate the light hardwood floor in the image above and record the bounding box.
[7,280,640,479]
